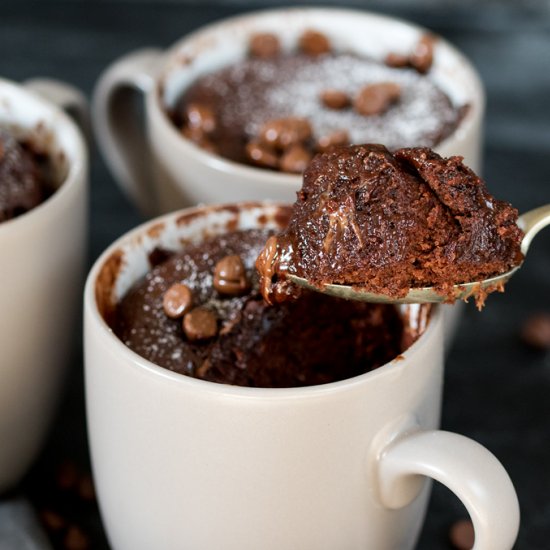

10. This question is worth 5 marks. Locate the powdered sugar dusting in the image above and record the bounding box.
[182,53,462,151]
[115,229,272,372]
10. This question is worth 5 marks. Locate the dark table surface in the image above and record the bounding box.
[1,1,549,549]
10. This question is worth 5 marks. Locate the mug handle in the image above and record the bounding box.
[92,48,163,215]
[377,429,520,550]
[24,78,90,143]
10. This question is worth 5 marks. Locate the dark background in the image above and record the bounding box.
[0,1,549,548]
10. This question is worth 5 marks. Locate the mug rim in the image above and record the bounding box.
[0,77,87,233]
[146,6,485,187]
[85,200,443,400]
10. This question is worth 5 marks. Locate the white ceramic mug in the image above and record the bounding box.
[92,7,484,216]
[0,78,88,491]
[84,202,518,550]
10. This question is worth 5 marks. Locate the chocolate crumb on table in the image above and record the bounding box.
[521,313,550,350]
[257,144,524,306]
[170,29,464,173]
[449,518,475,549]
[30,458,98,550]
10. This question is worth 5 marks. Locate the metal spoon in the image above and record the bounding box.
[287,204,550,304]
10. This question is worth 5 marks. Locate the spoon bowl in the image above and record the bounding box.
[288,204,550,304]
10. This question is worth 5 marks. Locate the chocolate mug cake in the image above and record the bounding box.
[112,226,416,388]
[169,30,466,174]
[0,128,57,223]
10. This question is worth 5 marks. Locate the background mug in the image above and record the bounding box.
[0,77,88,491]
[85,202,518,550]
[92,7,485,216]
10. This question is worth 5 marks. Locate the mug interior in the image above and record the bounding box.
[90,201,436,391]
[157,8,482,143]
[0,78,84,214]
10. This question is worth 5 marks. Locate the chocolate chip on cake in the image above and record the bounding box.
[449,519,475,550]
[385,52,410,68]
[259,117,312,150]
[354,82,401,116]
[214,255,249,295]
[280,144,312,174]
[183,307,218,341]
[163,283,194,318]
[185,103,217,134]
[521,313,550,350]
[320,89,350,110]
[245,140,279,169]
[298,29,331,56]
[410,34,435,74]
[316,129,350,152]
[249,33,281,58]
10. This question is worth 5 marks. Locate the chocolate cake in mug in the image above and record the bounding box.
[93,7,484,211]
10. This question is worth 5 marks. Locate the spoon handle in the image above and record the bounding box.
[520,204,550,254]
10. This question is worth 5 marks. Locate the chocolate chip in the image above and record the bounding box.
[259,117,312,150]
[64,525,90,550]
[249,33,281,58]
[183,307,218,341]
[299,29,331,56]
[449,519,474,550]
[40,509,66,532]
[280,144,312,174]
[320,89,350,110]
[410,34,435,74]
[245,140,279,169]
[316,129,350,152]
[185,102,217,134]
[182,125,205,142]
[214,255,249,295]
[182,126,218,155]
[354,82,401,116]
[163,283,193,319]
[521,313,550,350]
[385,52,410,68]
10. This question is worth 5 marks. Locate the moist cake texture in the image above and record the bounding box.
[257,144,524,304]
[112,228,409,388]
